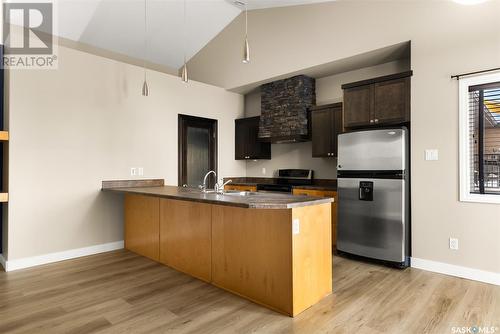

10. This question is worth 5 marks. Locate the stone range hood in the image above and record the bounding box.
[259,75,316,144]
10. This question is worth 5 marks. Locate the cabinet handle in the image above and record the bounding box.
[374,119,379,123]
[370,119,374,123]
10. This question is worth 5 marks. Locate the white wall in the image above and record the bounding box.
[188,1,500,274]
[6,45,245,261]
[245,60,409,179]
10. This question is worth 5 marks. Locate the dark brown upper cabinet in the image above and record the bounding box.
[235,116,271,160]
[311,103,343,158]
[342,71,412,129]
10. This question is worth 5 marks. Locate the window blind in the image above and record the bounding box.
[468,82,500,195]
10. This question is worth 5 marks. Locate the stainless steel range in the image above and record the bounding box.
[256,169,313,193]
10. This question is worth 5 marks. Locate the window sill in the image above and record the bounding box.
[460,193,500,204]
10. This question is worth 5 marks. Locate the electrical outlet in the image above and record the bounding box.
[292,218,300,235]
[449,238,459,250]
[138,167,144,176]
[425,149,439,161]
[262,167,266,175]
[130,167,137,176]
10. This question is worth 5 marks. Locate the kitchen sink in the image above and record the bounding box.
[222,191,260,197]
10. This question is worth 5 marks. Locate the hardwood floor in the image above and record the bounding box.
[0,250,498,334]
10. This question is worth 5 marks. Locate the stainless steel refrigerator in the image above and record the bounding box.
[337,127,410,267]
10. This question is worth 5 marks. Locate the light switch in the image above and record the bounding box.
[262,167,266,175]
[130,167,137,176]
[425,149,439,161]
[138,167,144,176]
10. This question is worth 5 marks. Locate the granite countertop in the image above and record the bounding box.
[102,185,333,209]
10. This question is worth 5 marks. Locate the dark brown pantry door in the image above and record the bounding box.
[178,115,217,188]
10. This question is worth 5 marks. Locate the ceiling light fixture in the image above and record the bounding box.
[142,0,149,96]
[242,2,250,64]
[181,0,189,83]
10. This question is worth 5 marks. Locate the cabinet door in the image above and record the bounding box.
[373,77,410,124]
[224,184,257,192]
[125,194,160,261]
[331,106,343,157]
[235,117,271,160]
[311,108,333,157]
[159,199,212,282]
[343,85,373,128]
[247,117,271,159]
[235,119,247,160]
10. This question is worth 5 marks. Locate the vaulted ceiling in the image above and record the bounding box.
[56,0,335,71]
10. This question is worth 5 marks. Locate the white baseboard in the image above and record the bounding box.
[0,253,5,271]
[411,257,500,286]
[4,241,124,272]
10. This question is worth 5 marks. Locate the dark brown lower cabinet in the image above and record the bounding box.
[311,103,343,158]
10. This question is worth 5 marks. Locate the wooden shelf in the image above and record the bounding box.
[0,193,8,203]
[0,131,8,141]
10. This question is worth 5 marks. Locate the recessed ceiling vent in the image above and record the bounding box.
[259,75,316,143]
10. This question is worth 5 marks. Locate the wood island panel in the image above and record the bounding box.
[211,205,294,315]
[291,203,332,315]
[292,188,338,249]
[159,199,212,282]
[124,194,160,261]
[121,188,333,317]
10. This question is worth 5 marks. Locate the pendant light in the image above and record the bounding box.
[181,0,189,83]
[142,0,149,96]
[242,2,250,64]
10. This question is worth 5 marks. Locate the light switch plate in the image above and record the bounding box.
[425,149,439,161]
[138,167,144,176]
[292,218,300,235]
[262,167,266,175]
[130,167,137,176]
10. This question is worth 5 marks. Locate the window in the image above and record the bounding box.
[460,72,500,203]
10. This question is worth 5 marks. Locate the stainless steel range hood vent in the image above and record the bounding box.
[258,75,315,143]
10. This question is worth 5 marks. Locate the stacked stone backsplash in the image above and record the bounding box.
[259,75,316,142]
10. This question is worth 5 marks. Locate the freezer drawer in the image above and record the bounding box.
[337,177,406,263]
[337,128,407,171]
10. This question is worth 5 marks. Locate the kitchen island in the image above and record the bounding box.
[102,183,333,316]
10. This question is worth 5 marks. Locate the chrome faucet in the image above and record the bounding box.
[215,179,232,194]
[200,170,216,193]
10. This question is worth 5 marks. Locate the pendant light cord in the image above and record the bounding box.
[183,0,187,65]
[144,0,147,81]
[245,3,248,39]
